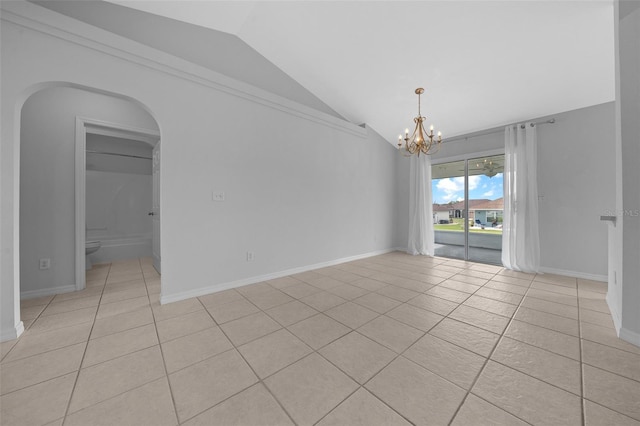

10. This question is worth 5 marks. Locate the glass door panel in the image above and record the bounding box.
[467,155,504,264]
[432,160,467,260]
[431,155,504,265]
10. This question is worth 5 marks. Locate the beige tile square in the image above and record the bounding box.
[580,308,615,328]
[99,286,148,304]
[29,307,96,334]
[169,349,258,422]
[82,323,158,367]
[182,383,293,426]
[366,356,466,425]
[267,276,303,289]
[3,323,91,362]
[317,387,411,426]
[472,361,582,425]
[505,320,580,360]
[300,291,346,311]
[429,318,499,357]
[584,364,640,421]
[319,331,396,384]
[492,337,581,394]
[404,334,485,390]
[325,302,378,329]
[450,304,510,334]
[305,275,345,290]
[358,315,423,353]
[1,343,85,395]
[91,306,153,339]
[439,279,482,294]
[265,353,358,425]
[0,372,76,426]
[245,289,294,310]
[579,296,610,314]
[495,270,535,282]
[350,277,388,292]
[484,280,529,295]
[376,285,419,302]
[206,298,259,324]
[280,282,322,299]
[156,309,215,343]
[20,305,45,321]
[513,306,579,337]
[20,295,54,308]
[449,274,489,286]
[265,300,318,326]
[583,400,640,426]
[152,298,203,322]
[235,282,275,298]
[386,303,443,332]
[161,327,233,373]
[532,279,577,294]
[96,296,150,320]
[464,295,517,317]
[520,296,578,319]
[0,340,18,361]
[198,289,243,308]
[69,346,165,413]
[64,378,177,426]
[326,284,369,300]
[407,293,458,316]
[220,311,282,346]
[527,288,578,307]
[451,394,529,426]
[103,280,146,294]
[238,329,312,378]
[474,287,524,305]
[581,322,640,355]
[288,313,350,350]
[353,292,401,314]
[425,286,470,303]
[582,339,640,382]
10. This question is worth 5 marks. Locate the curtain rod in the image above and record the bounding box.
[86,150,152,160]
[443,118,556,144]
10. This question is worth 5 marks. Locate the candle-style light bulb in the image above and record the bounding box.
[430,124,434,131]
[405,128,409,137]
[437,131,442,137]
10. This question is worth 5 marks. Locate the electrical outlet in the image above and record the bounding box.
[212,191,225,202]
[39,258,50,270]
[246,251,254,262]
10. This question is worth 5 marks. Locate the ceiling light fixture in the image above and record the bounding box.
[398,88,442,156]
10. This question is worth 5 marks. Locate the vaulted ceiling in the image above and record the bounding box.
[35,1,615,142]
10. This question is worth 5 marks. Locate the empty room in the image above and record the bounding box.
[1,1,639,425]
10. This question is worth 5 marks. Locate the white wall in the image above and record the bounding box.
[608,1,640,346]
[19,86,158,298]
[1,2,399,339]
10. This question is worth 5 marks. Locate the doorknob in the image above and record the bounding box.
[148,212,155,216]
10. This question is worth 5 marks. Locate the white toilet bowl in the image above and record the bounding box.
[85,241,101,270]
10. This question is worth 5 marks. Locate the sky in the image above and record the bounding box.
[432,173,503,204]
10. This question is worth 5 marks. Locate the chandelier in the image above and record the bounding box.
[398,88,442,156]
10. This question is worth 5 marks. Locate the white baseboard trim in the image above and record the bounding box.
[160,248,398,305]
[20,284,77,300]
[0,321,24,342]
[538,267,607,283]
[620,327,640,348]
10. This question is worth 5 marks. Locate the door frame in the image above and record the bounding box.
[74,117,160,291]
[432,148,504,262]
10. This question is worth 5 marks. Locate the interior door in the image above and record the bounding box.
[152,142,161,273]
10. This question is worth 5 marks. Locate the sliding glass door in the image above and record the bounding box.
[432,155,504,265]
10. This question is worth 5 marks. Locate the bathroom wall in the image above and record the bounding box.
[86,134,153,264]
[19,86,158,298]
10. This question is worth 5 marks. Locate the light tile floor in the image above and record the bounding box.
[1,253,640,425]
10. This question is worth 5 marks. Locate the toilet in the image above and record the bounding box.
[85,240,101,270]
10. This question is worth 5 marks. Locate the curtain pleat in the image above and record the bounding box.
[408,154,434,256]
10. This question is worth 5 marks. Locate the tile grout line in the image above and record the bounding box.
[576,279,586,426]
[446,271,535,426]
[60,262,111,426]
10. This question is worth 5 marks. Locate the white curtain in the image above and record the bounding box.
[502,123,540,272]
[408,154,435,256]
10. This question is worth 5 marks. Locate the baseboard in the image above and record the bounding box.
[619,327,640,348]
[0,321,24,342]
[538,267,607,283]
[160,248,398,305]
[20,284,76,300]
